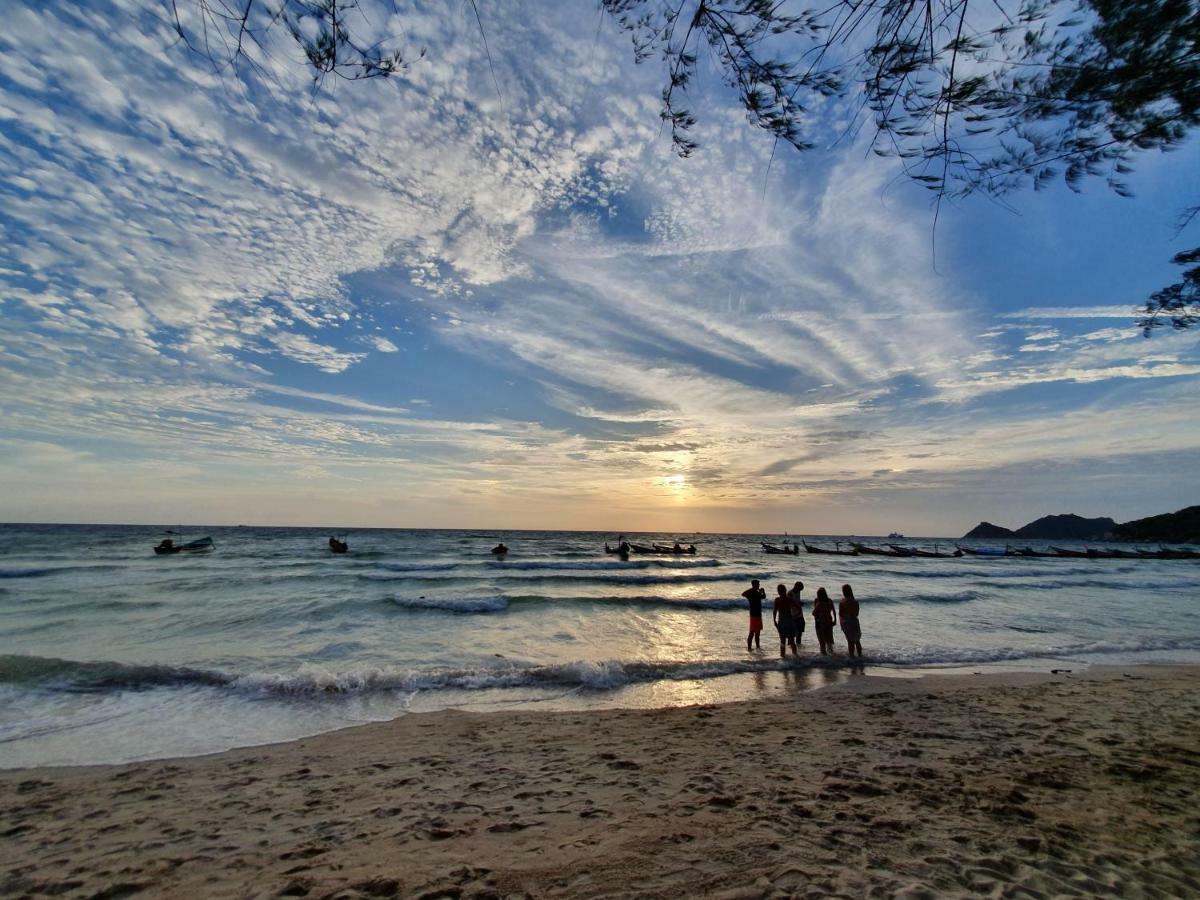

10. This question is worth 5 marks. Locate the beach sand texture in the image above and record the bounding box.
[3,667,1199,899]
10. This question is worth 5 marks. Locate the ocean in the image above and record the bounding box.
[2,523,1198,768]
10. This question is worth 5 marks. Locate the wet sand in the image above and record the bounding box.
[3,665,1199,898]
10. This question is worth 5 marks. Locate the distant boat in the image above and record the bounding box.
[1051,547,1090,558]
[802,540,857,556]
[851,542,908,556]
[890,544,962,558]
[956,545,1007,557]
[761,542,799,555]
[153,536,214,555]
[652,543,696,555]
[328,536,349,554]
[888,532,904,539]
[491,543,509,556]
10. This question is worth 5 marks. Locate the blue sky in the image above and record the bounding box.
[0,0,1197,535]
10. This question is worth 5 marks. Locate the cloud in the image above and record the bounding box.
[1003,305,1140,319]
[1,0,1197,530]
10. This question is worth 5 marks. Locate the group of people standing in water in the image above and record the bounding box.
[741,579,862,659]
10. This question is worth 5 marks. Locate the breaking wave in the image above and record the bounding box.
[7,637,1200,698]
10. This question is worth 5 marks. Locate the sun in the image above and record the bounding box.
[660,474,687,497]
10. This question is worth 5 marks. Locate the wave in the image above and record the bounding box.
[504,571,754,586]
[867,564,1128,580]
[387,595,510,613]
[382,594,746,614]
[377,562,463,573]
[0,565,128,579]
[360,570,757,587]
[871,590,982,605]
[0,655,230,692]
[7,637,1200,698]
[484,558,722,571]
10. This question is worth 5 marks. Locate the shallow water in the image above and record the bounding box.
[2,524,1198,766]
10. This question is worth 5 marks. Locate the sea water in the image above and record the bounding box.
[1,524,1198,767]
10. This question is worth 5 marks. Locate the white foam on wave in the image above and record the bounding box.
[9,633,1200,706]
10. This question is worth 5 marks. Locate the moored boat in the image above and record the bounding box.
[890,545,963,558]
[1141,547,1200,560]
[1051,547,1090,558]
[802,540,858,556]
[761,542,799,555]
[851,542,906,556]
[957,545,1007,557]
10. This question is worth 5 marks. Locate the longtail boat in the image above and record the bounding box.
[761,542,799,555]
[802,540,858,556]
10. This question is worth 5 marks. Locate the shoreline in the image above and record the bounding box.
[6,654,1200,772]
[4,664,1199,898]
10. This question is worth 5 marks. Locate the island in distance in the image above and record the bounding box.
[962,505,1200,544]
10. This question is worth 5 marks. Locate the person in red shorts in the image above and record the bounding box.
[742,579,766,651]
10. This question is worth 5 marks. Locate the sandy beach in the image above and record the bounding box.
[3,665,1199,899]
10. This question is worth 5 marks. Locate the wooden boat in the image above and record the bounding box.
[761,542,799,555]
[850,543,906,556]
[1140,547,1200,560]
[957,545,1007,557]
[653,543,696,555]
[153,536,214,555]
[1004,546,1054,557]
[802,540,857,556]
[628,543,659,554]
[604,542,631,559]
[1051,547,1090,558]
[891,545,962,558]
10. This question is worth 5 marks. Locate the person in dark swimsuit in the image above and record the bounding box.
[840,583,862,657]
[787,581,805,649]
[773,583,799,657]
[812,587,837,655]
[742,579,766,651]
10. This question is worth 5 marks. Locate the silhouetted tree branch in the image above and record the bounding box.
[1140,245,1200,334]
[161,0,1200,330]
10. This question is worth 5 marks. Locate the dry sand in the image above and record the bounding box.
[3,665,1199,899]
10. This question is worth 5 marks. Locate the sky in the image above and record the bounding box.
[0,1,1197,536]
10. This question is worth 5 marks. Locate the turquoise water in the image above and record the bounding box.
[2,524,1198,766]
